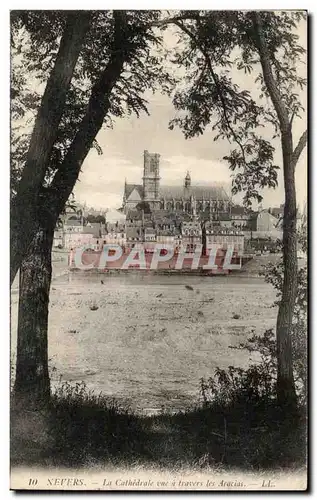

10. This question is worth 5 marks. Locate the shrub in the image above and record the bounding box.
[200,329,278,409]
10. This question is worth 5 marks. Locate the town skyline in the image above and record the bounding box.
[73,20,307,212]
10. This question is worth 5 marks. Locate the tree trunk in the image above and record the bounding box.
[276,132,298,411]
[252,12,298,411]
[12,11,135,406]
[10,11,92,286]
[14,223,54,405]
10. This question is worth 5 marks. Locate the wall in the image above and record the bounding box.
[256,211,279,232]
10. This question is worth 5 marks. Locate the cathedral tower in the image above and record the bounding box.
[143,150,161,210]
[184,171,191,189]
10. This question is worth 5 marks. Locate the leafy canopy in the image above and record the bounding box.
[168,10,306,205]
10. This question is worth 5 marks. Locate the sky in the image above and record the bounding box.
[13,13,307,213]
[74,17,307,212]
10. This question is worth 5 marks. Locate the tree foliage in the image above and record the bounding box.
[11,10,175,284]
[168,10,306,206]
[167,10,307,410]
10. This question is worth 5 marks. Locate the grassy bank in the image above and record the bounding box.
[11,381,306,471]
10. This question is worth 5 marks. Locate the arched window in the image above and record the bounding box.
[167,201,173,211]
[176,201,182,211]
[185,202,191,212]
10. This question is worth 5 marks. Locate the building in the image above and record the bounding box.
[245,210,282,241]
[104,209,126,246]
[156,229,176,248]
[105,222,126,246]
[123,150,231,216]
[64,218,84,233]
[230,205,251,229]
[250,210,280,232]
[125,210,145,248]
[181,220,202,252]
[106,209,126,225]
[218,212,233,228]
[204,222,244,257]
[269,204,284,220]
[53,230,64,248]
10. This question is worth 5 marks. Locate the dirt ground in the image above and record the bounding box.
[11,251,279,413]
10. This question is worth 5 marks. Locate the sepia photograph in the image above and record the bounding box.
[10,8,308,491]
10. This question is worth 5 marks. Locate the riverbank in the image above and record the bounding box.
[11,272,278,414]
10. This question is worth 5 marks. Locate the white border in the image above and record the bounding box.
[1,2,314,498]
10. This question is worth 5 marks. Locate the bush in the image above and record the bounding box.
[198,328,306,468]
[200,329,277,409]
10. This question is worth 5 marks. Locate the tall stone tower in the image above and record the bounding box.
[142,150,161,210]
[184,171,191,189]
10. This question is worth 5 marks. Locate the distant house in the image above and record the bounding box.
[204,222,244,257]
[270,204,284,220]
[125,212,144,248]
[230,205,251,228]
[246,210,282,241]
[156,229,176,247]
[250,210,280,232]
[218,212,232,228]
[63,224,103,250]
[105,221,126,247]
[106,209,126,224]
[53,230,64,248]
[144,226,156,242]
[64,219,83,233]
[181,220,202,252]
[86,222,105,237]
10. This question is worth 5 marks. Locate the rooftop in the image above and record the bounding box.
[159,184,229,201]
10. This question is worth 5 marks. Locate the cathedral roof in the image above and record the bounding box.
[218,212,232,221]
[125,183,143,199]
[231,204,251,216]
[159,185,229,200]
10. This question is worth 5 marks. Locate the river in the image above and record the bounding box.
[11,269,278,414]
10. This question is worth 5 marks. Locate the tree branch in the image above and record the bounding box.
[174,18,248,164]
[14,11,92,197]
[48,11,133,218]
[292,129,307,169]
[10,11,92,285]
[252,12,290,133]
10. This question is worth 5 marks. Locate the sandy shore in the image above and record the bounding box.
[11,253,278,413]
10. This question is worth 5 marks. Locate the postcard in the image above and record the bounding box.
[10,9,307,491]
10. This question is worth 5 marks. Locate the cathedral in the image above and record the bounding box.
[122,150,231,216]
